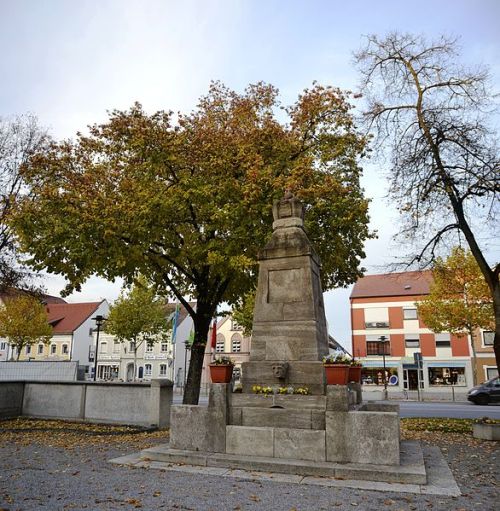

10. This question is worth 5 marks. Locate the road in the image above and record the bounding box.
[174,395,500,419]
[396,400,500,419]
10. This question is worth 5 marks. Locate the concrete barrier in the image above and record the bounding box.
[0,379,173,428]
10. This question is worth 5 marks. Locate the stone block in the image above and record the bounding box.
[229,406,242,425]
[149,379,173,428]
[226,426,274,457]
[23,383,85,420]
[241,407,313,429]
[325,411,349,462]
[170,405,210,452]
[326,386,349,412]
[361,402,400,413]
[274,428,326,461]
[473,423,500,441]
[311,410,326,430]
[348,382,362,404]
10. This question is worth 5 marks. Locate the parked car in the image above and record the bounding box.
[467,376,500,405]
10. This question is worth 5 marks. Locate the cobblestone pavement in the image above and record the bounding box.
[0,423,498,511]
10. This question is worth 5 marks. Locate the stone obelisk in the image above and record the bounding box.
[242,191,329,394]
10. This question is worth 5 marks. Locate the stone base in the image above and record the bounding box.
[140,440,427,485]
[241,360,326,394]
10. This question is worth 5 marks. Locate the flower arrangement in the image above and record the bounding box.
[252,385,273,395]
[350,359,362,367]
[251,385,309,395]
[323,354,351,365]
[211,356,234,366]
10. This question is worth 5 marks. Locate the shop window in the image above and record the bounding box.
[403,308,418,320]
[435,333,451,347]
[483,331,494,346]
[361,367,398,385]
[159,364,167,376]
[428,366,466,386]
[405,335,420,348]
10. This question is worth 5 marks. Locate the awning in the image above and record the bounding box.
[360,360,399,368]
[426,361,466,368]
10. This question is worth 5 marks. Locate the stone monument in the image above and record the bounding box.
[139,193,428,485]
[242,191,329,394]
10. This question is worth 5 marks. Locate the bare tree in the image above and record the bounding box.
[0,114,47,292]
[354,33,500,373]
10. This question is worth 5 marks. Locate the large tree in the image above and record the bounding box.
[13,82,372,403]
[0,114,47,293]
[417,247,494,385]
[105,279,171,381]
[355,33,500,374]
[0,294,52,360]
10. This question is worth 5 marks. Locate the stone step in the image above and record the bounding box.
[140,440,427,485]
[230,406,325,430]
[229,393,326,410]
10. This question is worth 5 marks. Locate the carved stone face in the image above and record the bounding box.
[272,362,289,379]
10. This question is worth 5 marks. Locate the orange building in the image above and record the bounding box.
[351,271,474,397]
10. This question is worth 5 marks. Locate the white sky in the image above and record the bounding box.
[1,0,499,350]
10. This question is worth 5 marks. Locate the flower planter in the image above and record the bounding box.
[348,366,362,384]
[209,364,234,383]
[324,364,350,385]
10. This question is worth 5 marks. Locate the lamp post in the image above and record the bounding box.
[92,315,106,382]
[377,335,389,400]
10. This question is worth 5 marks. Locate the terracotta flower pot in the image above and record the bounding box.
[348,366,362,384]
[209,364,234,383]
[324,364,350,385]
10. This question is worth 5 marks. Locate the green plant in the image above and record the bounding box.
[350,359,362,367]
[323,354,351,365]
[211,356,234,366]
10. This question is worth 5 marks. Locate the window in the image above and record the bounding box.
[486,368,499,380]
[26,345,31,355]
[364,308,389,328]
[38,344,44,355]
[231,319,243,331]
[113,340,120,353]
[403,308,418,320]
[216,334,225,353]
[361,367,398,385]
[161,342,168,352]
[100,342,107,353]
[405,335,420,348]
[129,341,136,353]
[50,344,57,355]
[366,335,390,355]
[428,366,466,386]
[483,331,494,346]
[159,364,167,376]
[62,344,69,355]
[435,333,451,347]
[231,334,242,353]
[146,341,154,353]
[0,342,6,350]
[144,364,152,377]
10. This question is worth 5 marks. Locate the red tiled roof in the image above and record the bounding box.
[46,302,102,334]
[0,290,66,305]
[350,270,433,299]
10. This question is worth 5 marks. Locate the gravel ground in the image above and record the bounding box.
[0,421,498,511]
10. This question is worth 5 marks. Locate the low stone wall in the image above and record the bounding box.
[0,380,173,428]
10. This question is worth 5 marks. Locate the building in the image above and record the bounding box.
[202,316,250,386]
[94,302,195,386]
[350,271,474,396]
[14,300,109,378]
[472,328,497,382]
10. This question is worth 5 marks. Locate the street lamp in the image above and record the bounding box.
[377,335,390,400]
[92,315,107,382]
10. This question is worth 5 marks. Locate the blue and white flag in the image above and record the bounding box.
[171,303,180,345]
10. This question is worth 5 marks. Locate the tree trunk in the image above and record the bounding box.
[183,316,211,405]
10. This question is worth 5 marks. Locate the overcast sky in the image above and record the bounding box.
[1,0,499,349]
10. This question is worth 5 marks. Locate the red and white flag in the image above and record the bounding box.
[210,319,217,351]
